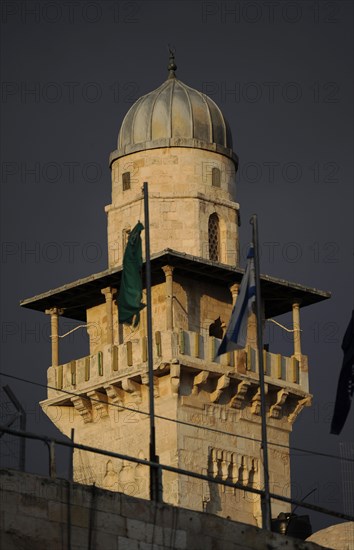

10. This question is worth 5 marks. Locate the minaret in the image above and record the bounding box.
[21,55,330,527]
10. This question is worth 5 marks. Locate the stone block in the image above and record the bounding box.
[127,517,153,542]
[3,511,60,543]
[117,535,139,550]
[121,495,154,523]
[71,525,91,547]
[95,510,126,535]
[19,493,48,518]
[48,500,65,523]
[70,504,91,528]
[93,530,118,550]
[185,533,213,550]
[173,529,187,549]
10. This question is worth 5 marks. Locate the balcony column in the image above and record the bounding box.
[292,302,302,358]
[229,283,239,306]
[162,265,174,330]
[101,287,117,345]
[45,307,63,367]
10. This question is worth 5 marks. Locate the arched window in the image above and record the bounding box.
[208,213,220,262]
[212,167,221,187]
[122,171,131,191]
[209,317,223,339]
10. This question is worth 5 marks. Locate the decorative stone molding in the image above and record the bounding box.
[204,404,238,423]
[209,446,259,491]
[71,396,92,423]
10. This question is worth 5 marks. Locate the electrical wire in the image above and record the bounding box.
[1,423,354,524]
[1,370,353,465]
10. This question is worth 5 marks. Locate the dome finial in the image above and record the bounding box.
[167,45,177,78]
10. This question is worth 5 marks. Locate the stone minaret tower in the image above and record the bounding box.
[22,55,329,526]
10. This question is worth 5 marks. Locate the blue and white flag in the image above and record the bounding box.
[216,246,256,357]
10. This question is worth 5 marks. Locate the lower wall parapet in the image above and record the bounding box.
[0,469,326,550]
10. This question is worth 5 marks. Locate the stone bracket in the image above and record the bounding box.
[122,378,140,393]
[71,396,92,423]
[87,390,108,418]
[170,363,180,394]
[192,370,209,395]
[140,373,159,398]
[230,380,251,409]
[269,389,289,419]
[122,378,142,404]
[288,395,312,424]
[251,385,268,416]
[210,375,230,403]
[105,384,124,406]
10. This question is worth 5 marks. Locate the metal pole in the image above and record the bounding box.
[3,385,26,471]
[250,214,272,530]
[67,428,74,550]
[143,182,162,502]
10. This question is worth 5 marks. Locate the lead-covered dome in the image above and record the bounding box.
[109,57,237,166]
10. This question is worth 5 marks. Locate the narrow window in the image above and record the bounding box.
[122,172,131,191]
[212,167,221,187]
[208,213,220,262]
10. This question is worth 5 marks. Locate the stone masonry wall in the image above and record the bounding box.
[106,148,239,267]
[0,469,326,550]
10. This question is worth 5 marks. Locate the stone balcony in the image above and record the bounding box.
[44,330,310,425]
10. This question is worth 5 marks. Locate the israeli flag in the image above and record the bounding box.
[216,246,256,357]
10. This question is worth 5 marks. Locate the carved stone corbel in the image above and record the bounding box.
[250,385,268,415]
[269,389,289,419]
[87,390,108,418]
[122,377,142,404]
[170,363,180,394]
[140,373,159,398]
[71,396,92,423]
[288,395,312,424]
[192,370,209,395]
[230,380,251,409]
[210,375,230,403]
[105,384,124,406]
[122,378,140,393]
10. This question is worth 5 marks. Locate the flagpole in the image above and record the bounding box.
[143,181,162,502]
[250,214,272,530]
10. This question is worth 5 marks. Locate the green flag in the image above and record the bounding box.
[118,222,146,326]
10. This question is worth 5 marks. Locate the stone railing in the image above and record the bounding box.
[47,329,308,399]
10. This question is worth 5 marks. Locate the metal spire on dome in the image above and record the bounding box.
[167,46,177,78]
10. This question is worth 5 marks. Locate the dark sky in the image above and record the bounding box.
[1,0,353,534]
